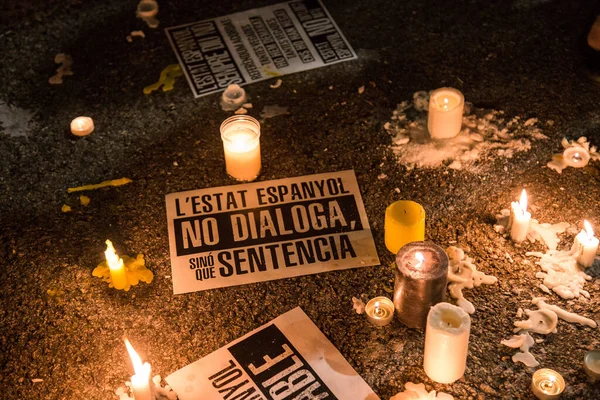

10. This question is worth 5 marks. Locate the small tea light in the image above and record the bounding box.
[563,146,590,168]
[220,115,261,181]
[584,350,600,382]
[365,296,394,327]
[572,220,599,268]
[70,116,94,136]
[427,87,464,139]
[531,368,565,400]
[384,200,425,254]
[510,189,531,242]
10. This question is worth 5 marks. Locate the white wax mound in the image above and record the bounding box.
[429,302,471,334]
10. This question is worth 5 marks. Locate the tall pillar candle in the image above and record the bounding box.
[220,115,261,181]
[423,302,471,384]
[572,220,599,268]
[427,87,464,139]
[510,189,531,242]
[393,241,448,329]
[384,200,425,254]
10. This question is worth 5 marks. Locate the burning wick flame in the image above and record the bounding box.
[124,339,144,374]
[442,97,450,110]
[584,220,595,238]
[519,189,528,215]
[105,240,124,271]
[415,252,425,269]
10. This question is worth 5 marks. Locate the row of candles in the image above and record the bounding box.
[70,87,464,182]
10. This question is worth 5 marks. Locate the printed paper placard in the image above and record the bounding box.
[165,0,357,98]
[165,170,379,294]
[166,307,380,400]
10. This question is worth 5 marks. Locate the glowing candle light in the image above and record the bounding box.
[105,240,128,290]
[394,241,449,329]
[124,339,153,400]
[427,87,464,139]
[531,368,565,400]
[70,116,94,136]
[220,115,261,181]
[510,189,531,242]
[365,296,394,327]
[572,220,599,268]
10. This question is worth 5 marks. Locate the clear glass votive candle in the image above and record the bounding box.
[220,115,261,181]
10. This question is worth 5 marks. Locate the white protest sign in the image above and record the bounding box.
[165,0,357,98]
[165,170,379,294]
[166,307,381,400]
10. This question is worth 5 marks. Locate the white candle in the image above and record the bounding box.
[531,368,565,400]
[70,116,94,136]
[125,339,153,400]
[423,302,471,384]
[573,220,599,268]
[510,189,531,242]
[220,115,261,181]
[427,87,464,139]
[365,296,394,327]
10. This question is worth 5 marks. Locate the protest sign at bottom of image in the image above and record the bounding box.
[166,307,380,400]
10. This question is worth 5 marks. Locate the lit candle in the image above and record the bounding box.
[393,241,448,329]
[70,116,94,136]
[427,87,464,139]
[423,302,471,384]
[562,146,590,168]
[531,368,565,400]
[124,339,154,400]
[365,296,394,327]
[584,350,600,383]
[510,189,531,242]
[105,240,128,290]
[384,200,425,254]
[220,115,261,181]
[572,220,599,268]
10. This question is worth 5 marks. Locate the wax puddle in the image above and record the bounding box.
[384,91,549,171]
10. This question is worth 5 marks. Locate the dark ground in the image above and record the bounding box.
[1,0,600,399]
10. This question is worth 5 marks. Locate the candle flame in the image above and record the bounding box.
[415,252,425,268]
[105,239,124,271]
[548,375,556,387]
[124,339,144,375]
[584,220,594,237]
[374,301,380,310]
[519,189,527,213]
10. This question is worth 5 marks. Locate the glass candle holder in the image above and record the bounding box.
[220,115,261,181]
[394,241,448,329]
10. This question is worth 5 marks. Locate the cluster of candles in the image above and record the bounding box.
[510,189,599,268]
[90,88,599,399]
